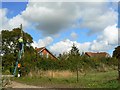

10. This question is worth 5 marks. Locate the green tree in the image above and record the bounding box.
[70,43,80,56]
[1,27,34,74]
[69,43,80,82]
[2,28,33,55]
[113,46,120,82]
[113,46,120,58]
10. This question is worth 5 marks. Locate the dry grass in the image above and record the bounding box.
[28,70,74,78]
[14,70,119,88]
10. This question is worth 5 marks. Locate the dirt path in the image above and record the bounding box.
[5,81,43,88]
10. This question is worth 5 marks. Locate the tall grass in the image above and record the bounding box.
[14,70,119,88]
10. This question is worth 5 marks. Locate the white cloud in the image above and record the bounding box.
[97,24,118,45]
[49,39,91,55]
[49,24,118,55]
[1,2,118,36]
[32,36,53,48]
[90,24,118,51]
[78,42,91,52]
[21,2,117,35]
[0,8,7,20]
[88,24,118,52]
[0,8,29,31]
[8,15,29,30]
[22,2,78,35]
[1,2,118,55]
[49,39,73,55]
[79,4,118,34]
[90,40,111,51]
[71,32,78,39]
[49,39,111,55]
[0,8,9,30]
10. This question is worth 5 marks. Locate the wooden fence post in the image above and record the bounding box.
[76,65,78,83]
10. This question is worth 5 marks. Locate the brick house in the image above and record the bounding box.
[35,47,57,60]
[85,52,110,58]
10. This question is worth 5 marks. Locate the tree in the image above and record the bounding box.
[2,28,33,55]
[1,27,34,74]
[113,46,120,82]
[70,43,80,56]
[69,43,80,82]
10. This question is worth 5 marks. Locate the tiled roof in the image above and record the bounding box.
[35,47,45,52]
[85,52,110,57]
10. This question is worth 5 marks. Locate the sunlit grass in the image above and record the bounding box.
[13,70,120,88]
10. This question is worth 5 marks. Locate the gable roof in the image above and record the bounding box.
[35,47,45,52]
[85,52,110,57]
[35,47,58,60]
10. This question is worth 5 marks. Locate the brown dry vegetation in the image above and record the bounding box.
[28,70,74,78]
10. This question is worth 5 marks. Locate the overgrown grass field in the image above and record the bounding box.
[13,70,120,88]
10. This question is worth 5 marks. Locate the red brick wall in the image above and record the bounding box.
[42,49,56,60]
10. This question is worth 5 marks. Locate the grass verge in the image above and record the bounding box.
[13,70,120,88]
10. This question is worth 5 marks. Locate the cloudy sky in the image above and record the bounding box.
[1,0,119,56]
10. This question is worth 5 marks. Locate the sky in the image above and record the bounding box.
[0,0,119,56]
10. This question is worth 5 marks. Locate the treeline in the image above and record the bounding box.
[18,44,118,76]
[18,53,118,76]
[35,56,118,71]
[1,28,118,76]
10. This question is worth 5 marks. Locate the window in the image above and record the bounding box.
[46,53,49,58]
[40,52,43,57]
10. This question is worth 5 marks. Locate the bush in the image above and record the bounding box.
[2,49,118,76]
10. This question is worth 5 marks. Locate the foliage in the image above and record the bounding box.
[1,28,34,75]
[70,43,80,56]
[35,51,117,72]
[2,28,118,76]
[113,46,120,81]
[2,28,33,55]
[113,46,120,58]
[2,53,16,74]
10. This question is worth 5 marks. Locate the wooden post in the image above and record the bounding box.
[20,24,23,37]
[52,70,54,78]
[76,65,78,83]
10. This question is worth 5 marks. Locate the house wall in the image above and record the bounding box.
[41,49,56,60]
